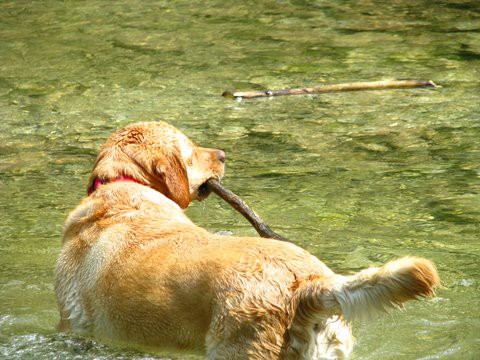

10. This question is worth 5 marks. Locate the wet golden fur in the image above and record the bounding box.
[55,121,440,359]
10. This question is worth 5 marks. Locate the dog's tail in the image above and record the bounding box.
[293,257,440,325]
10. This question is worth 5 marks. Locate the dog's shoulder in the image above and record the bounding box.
[58,182,197,293]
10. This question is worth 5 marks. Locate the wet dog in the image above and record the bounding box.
[55,121,439,359]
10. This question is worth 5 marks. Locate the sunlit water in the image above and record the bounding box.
[1,1,479,359]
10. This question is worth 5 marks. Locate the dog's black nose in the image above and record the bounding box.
[217,150,226,163]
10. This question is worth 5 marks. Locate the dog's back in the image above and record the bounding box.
[56,181,350,357]
[56,184,439,360]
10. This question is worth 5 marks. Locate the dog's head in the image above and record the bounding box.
[87,121,225,208]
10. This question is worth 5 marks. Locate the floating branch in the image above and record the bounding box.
[207,179,288,241]
[222,80,437,99]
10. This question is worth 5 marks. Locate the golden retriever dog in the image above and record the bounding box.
[55,121,440,359]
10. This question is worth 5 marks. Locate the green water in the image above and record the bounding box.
[1,0,479,359]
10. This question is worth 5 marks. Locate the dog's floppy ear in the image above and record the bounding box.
[152,151,190,209]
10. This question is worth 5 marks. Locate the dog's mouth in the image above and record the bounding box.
[197,182,213,200]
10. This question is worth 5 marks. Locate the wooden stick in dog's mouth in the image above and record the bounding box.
[206,179,288,241]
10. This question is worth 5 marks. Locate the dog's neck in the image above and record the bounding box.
[88,176,147,195]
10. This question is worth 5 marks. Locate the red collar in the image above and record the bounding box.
[88,176,146,195]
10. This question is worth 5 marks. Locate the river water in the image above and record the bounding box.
[0,1,479,359]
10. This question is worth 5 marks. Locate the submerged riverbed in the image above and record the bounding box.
[1,1,479,359]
